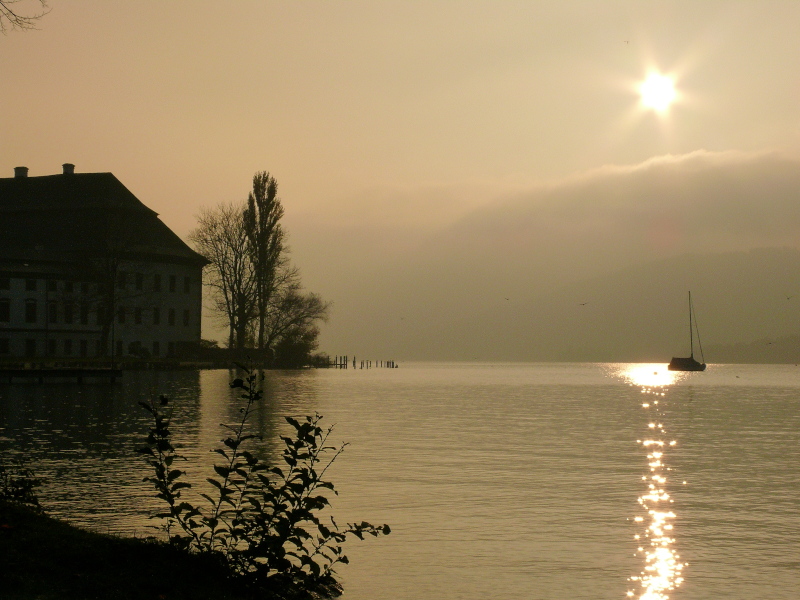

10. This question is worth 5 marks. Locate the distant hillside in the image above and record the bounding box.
[706,335,800,364]
[394,246,800,362]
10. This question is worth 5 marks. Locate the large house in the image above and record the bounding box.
[0,164,207,360]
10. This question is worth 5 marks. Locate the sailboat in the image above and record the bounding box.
[668,292,706,372]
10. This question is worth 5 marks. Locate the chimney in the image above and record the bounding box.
[14,166,28,178]
[62,163,75,175]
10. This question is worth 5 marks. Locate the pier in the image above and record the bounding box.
[326,355,398,369]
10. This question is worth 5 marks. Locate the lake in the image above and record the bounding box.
[1,362,799,599]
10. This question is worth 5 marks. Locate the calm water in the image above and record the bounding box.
[1,363,799,600]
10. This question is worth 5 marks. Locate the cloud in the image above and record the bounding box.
[313,149,800,359]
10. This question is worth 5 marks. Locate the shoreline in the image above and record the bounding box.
[0,500,254,600]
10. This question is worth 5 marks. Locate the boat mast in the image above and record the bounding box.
[688,291,694,358]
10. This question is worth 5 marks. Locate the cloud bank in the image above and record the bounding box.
[287,150,800,360]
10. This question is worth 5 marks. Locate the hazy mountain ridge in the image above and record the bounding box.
[705,335,800,365]
[305,151,800,361]
[319,246,800,362]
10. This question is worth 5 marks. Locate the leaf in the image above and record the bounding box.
[167,469,184,482]
[213,465,232,479]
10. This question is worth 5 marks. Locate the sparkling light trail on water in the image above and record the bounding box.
[620,365,686,599]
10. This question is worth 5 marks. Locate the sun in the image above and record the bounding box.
[639,72,676,113]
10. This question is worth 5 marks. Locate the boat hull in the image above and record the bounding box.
[668,356,706,371]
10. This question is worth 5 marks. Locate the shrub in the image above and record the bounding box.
[0,460,41,509]
[138,368,389,599]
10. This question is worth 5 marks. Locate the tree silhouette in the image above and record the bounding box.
[0,0,49,33]
[190,203,256,350]
[244,171,284,352]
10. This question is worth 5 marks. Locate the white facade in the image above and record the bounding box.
[0,262,203,360]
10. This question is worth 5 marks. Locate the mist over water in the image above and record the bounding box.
[1,363,798,599]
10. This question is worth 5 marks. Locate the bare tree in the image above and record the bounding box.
[263,282,330,354]
[189,203,256,350]
[244,171,284,351]
[0,0,49,33]
[191,172,330,363]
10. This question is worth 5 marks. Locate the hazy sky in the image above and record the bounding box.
[4,1,800,358]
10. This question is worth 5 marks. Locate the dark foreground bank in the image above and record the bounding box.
[0,500,342,600]
[0,500,252,600]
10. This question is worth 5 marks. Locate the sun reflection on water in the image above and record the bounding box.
[619,364,686,600]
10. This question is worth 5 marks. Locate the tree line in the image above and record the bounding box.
[190,171,330,368]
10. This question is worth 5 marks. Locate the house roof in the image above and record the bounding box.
[0,170,207,266]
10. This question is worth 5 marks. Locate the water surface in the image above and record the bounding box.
[1,362,798,599]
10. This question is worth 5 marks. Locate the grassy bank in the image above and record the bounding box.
[0,500,253,600]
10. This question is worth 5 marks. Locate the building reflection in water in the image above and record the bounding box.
[619,364,686,600]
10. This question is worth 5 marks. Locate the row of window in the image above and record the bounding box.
[117,272,192,294]
[0,299,193,327]
[0,338,177,358]
[116,307,192,327]
[0,274,192,294]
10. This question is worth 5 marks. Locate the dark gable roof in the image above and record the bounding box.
[0,172,207,266]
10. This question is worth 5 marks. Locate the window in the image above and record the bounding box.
[25,300,37,323]
[136,273,143,291]
[117,306,126,324]
[97,306,106,325]
[47,339,56,356]
[0,299,9,322]
[183,276,190,293]
[168,341,175,356]
[183,309,190,326]
[81,282,89,295]
[64,339,72,355]
[80,303,89,325]
[48,302,57,324]
[135,307,142,324]
[116,340,123,357]
[80,339,88,358]
[153,274,161,292]
[169,275,176,293]
[152,341,160,357]
[153,307,160,325]
[0,338,9,354]
[95,340,102,356]
[168,308,175,326]
[25,279,37,291]
[65,281,74,293]
[0,277,10,290]
[117,271,127,289]
[25,339,36,356]
[64,303,74,324]
[47,280,57,292]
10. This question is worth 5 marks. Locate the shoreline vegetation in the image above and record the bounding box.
[0,369,389,599]
[0,500,258,600]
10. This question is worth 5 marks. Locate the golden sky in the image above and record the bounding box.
[4,1,800,358]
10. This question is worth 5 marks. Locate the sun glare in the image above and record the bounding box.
[639,73,676,113]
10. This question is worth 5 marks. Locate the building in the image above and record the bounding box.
[0,164,208,360]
